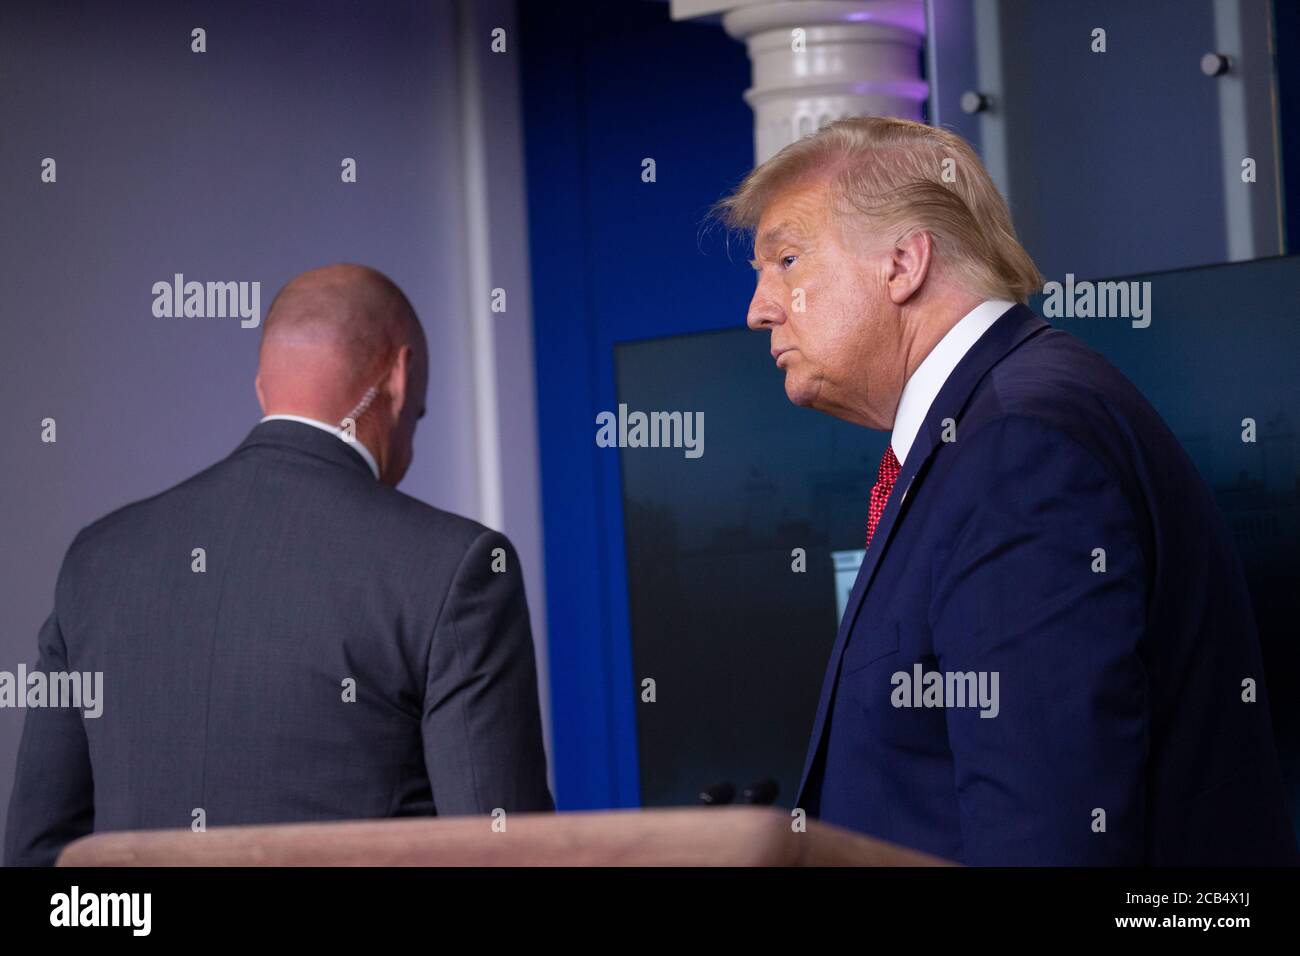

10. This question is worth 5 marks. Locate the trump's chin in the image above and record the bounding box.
[782,369,819,408]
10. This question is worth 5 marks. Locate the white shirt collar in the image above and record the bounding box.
[259,414,381,480]
[890,299,1015,466]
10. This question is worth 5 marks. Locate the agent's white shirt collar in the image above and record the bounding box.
[259,414,381,480]
[890,299,1015,466]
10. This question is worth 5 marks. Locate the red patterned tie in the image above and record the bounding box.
[865,445,901,549]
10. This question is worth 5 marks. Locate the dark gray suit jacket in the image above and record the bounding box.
[5,419,554,865]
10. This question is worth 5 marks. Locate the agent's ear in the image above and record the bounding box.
[254,372,267,414]
[382,345,413,425]
[886,229,933,305]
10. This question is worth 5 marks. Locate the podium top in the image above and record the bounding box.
[57,806,953,867]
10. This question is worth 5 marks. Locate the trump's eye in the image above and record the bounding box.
[781,255,798,269]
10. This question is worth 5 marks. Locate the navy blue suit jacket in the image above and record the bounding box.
[797,304,1296,865]
[5,420,554,866]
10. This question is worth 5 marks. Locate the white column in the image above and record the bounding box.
[1209,0,1284,262]
[673,0,928,164]
[454,0,553,776]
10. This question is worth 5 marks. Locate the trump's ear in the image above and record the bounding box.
[886,229,933,305]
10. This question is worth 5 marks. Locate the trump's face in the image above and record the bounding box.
[745,178,905,430]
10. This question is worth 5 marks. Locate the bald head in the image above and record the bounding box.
[256,264,428,485]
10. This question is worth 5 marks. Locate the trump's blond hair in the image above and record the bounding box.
[711,116,1043,304]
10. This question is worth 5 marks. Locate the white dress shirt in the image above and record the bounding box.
[259,414,381,480]
[889,299,1015,467]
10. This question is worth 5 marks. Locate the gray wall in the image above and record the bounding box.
[928,0,1285,280]
[0,0,548,851]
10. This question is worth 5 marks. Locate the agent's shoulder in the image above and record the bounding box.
[67,459,229,556]
[65,450,500,571]
[376,486,494,548]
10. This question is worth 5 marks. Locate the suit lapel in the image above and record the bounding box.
[794,304,1050,807]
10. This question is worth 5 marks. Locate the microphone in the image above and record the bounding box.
[697,781,736,806]
[742,778,780,805]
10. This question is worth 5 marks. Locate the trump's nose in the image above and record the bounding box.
[746,286,785,331]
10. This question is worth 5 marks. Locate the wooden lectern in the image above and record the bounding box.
[57,807,952,866]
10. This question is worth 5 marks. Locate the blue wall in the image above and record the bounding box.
[519,0,755,809]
